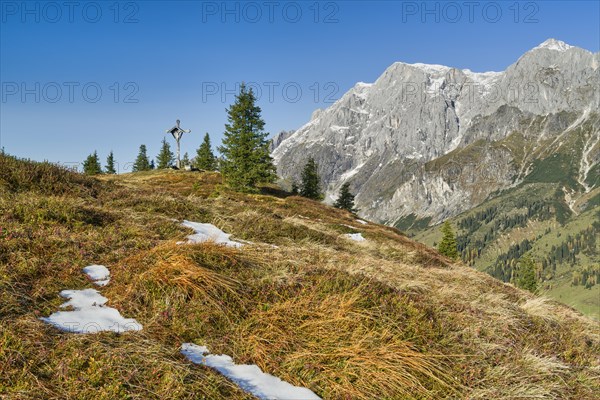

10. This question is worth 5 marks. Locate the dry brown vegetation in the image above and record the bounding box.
[1,154,599,399]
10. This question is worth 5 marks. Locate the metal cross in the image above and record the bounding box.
[165,119,191,169]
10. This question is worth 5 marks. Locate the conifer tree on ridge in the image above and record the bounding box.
[218,83,276,191]
[156,138,175,169]
[438,220,459,260]
[105,151,116,174]
[334,182,357,213]
[300,157,322,200]
[195,132,217,171]
[83,151,102,175]
[133,144,151,172]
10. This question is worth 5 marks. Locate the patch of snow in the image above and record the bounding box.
[354,82,372,100]
[533,39,574,52]
[405,151,424,160]
[59,288,108,308]
[344,233,366,242]
[462,69,502,84]
[179,220,243,248]
[83,264,110,287]
[330,125,350,133]
[405,62,452,75]
[356,219,368,225]
[41,288,142,334]
[181,343,320,400]
[461,69,502,99]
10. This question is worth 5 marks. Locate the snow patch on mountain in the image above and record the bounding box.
[405,62,452,75]
[534,38,574,52]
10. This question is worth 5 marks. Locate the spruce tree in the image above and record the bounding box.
[515,255,538,293]
[291,181,299,195]
[194,132,216,170]
[105,151,116,174]
[334,182,357,212]
[156,138,174,169]
[133,144,151,172]
[300,157,322,200]
[182,152,190,168]
[83,151,102,175]
[218,83,276,191]
[438,221,459,260]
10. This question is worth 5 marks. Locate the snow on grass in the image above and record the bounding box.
[40,289,142,333]
[181,343,320,400]
[356,219,368,225]
[344,233,366,242]
[83,264,110,286]
[58,288,108,308]
[41,288,142,334]
[41,265,142,334]
[179,220,243,248]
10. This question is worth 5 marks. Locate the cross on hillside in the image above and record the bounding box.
[165,119,191,169]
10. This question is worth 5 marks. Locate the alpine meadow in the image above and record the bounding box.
[1,2,599,399]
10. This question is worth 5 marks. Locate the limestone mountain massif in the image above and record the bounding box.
[272,39,599,226]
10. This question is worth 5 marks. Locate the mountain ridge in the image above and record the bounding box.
[272,38,599,224]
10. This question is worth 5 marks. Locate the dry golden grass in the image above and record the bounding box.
[1,156,599,399]
[232,284,459,399]
[520,296,563,325]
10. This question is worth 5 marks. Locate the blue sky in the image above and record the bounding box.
[1,0,598,171]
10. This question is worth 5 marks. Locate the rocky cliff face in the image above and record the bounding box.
[269,130,295,153]
[272,39,600,225]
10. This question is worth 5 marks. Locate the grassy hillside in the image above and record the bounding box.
[1,153,599,399]
[414,182,599,320]
[403,116,600,320]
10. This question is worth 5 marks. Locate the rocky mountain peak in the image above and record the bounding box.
[273,41,599,226]
[532,38,575,52]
